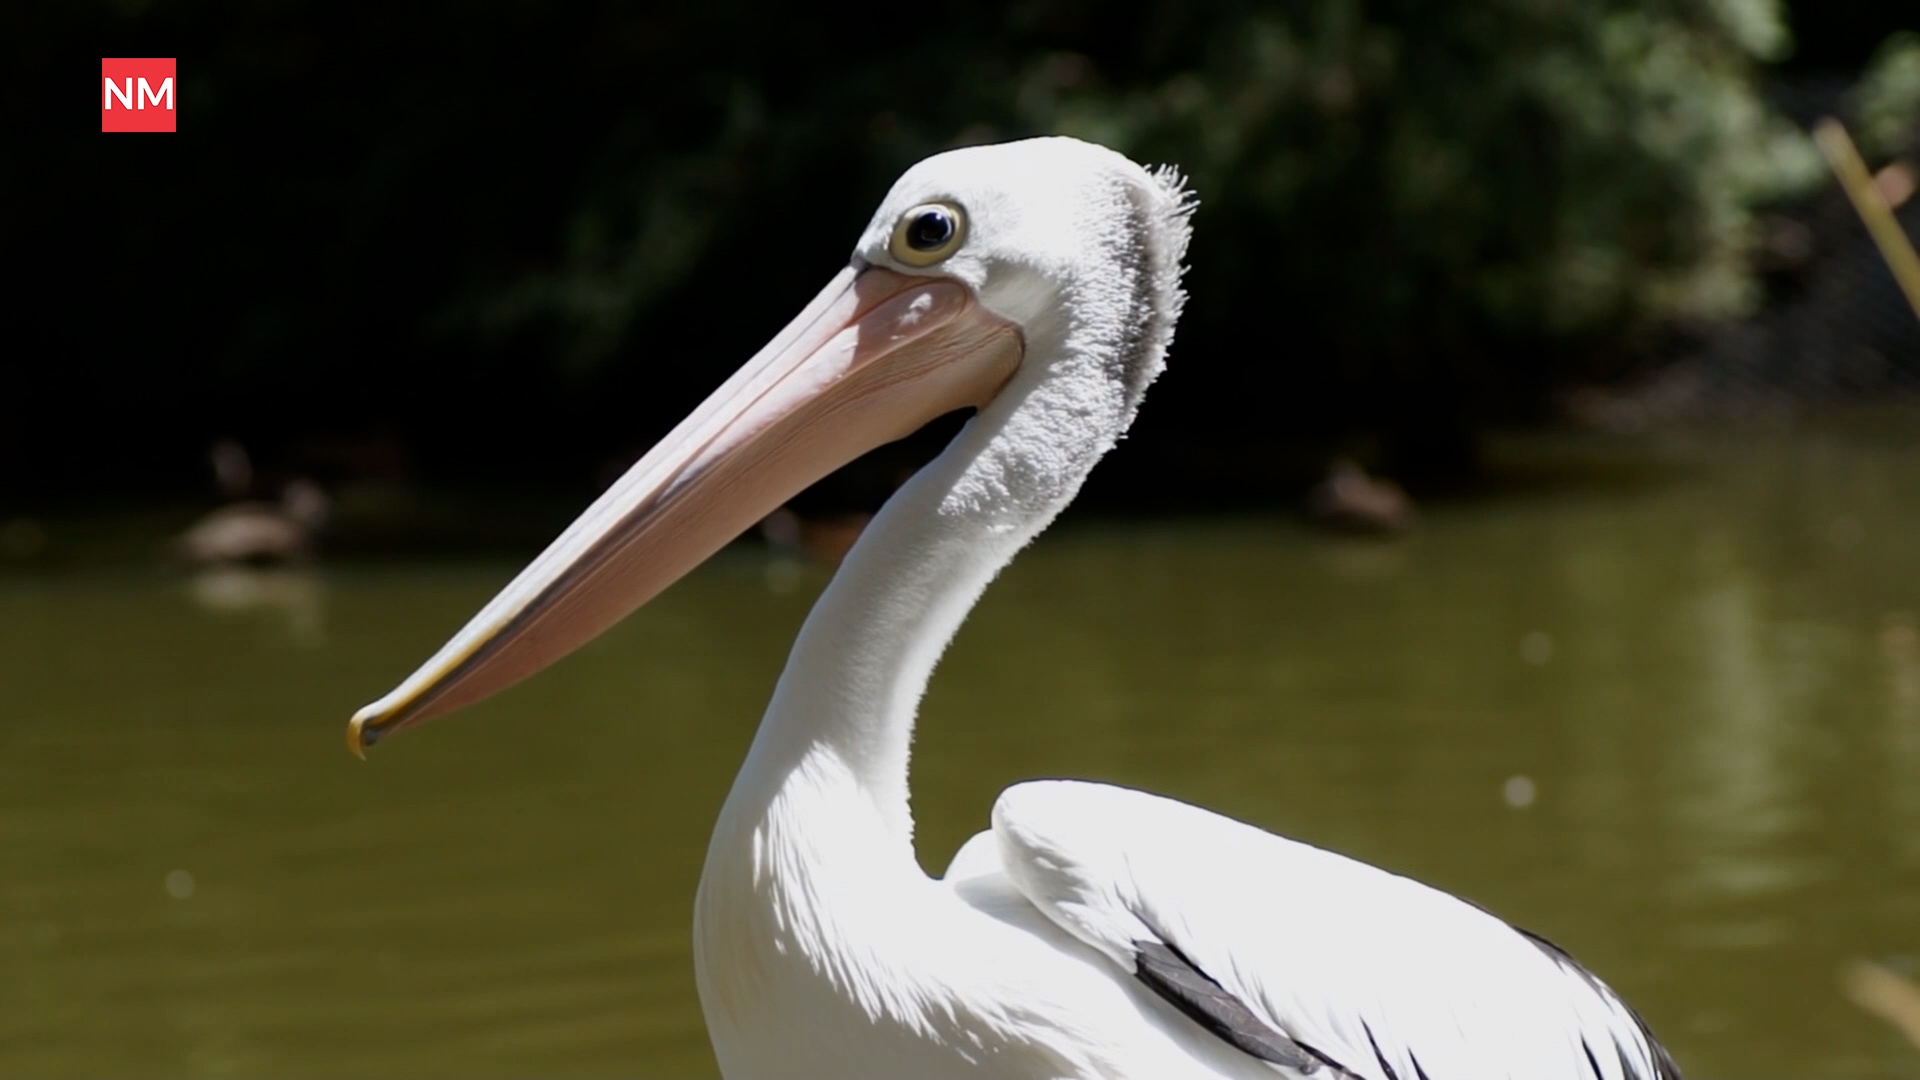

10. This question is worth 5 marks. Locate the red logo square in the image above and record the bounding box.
[102,58,176,133]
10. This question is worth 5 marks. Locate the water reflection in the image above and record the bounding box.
[1671,571,1815,908]
[185,567,327,646]
[1884,614,1920,870]
[2,429,1918,1077]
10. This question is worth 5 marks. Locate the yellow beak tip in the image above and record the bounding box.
[346,714,373,760]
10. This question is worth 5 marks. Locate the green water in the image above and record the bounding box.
[4,429,1919,1077]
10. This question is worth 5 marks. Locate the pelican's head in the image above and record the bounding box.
[856,138,1192,422]
[348,136,1193,754]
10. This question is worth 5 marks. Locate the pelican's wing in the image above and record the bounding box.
[980,780,1681,1080]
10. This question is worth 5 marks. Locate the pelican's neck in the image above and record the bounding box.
[726,407,1059,858]
[713,297,1140,872]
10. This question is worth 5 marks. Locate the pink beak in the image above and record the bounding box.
[348,265,1022,755]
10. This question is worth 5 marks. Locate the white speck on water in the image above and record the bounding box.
[165,870,195,899]
[1519,631,1554,666]
[1503,775,1537,808]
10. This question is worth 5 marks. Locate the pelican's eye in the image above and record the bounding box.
[889,202,967,267]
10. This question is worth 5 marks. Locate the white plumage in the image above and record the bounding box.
[351,137,1679,1080]
[972,780,1672,1079]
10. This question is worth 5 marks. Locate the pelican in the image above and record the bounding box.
[347,137,1680,1080]
[178,477,330,566]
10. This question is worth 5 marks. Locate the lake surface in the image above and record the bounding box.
[3,427,1919,1077]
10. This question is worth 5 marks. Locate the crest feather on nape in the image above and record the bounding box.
[1149,164,1200,226]
[1148,164,1196,319]
[1108,163,1196,412]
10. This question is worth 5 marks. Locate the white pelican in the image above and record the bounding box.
[347,137,1680,1080]
[178,478,330,566]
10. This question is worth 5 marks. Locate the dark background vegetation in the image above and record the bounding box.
[4,1,1915,521]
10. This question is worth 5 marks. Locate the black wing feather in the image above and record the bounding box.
[1133,937,1366,1077]
[1130,920,1680,1080]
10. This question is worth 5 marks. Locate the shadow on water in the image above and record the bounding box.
[2,423,1919,1077]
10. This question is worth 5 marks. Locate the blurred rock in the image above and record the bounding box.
[1308,459,1418,535]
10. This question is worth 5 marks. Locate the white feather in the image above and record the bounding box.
[987,779,1671,1080]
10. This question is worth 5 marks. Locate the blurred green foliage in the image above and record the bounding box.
[4,1,1904,503]
[1853,31,1920,157]
[519,3,1819,355]
[479,0,1824,453]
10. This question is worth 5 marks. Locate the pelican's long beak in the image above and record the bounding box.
[348,265,1022,756]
